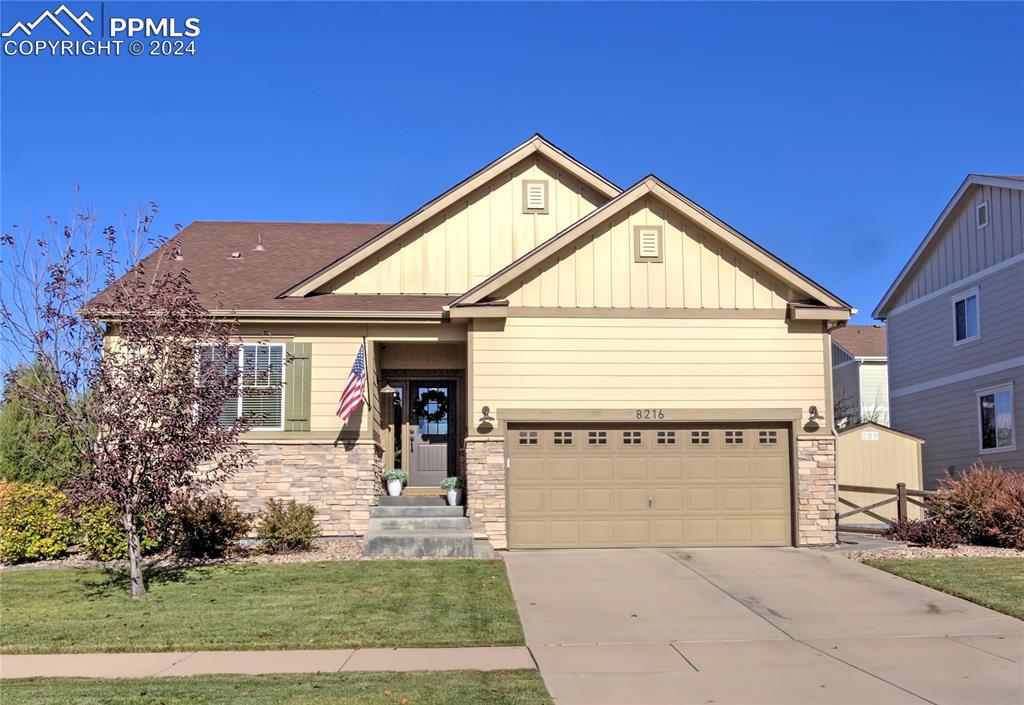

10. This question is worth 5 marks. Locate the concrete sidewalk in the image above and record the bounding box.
[0,646,535,679]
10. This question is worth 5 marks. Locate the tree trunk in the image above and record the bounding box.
[123,513,146,599]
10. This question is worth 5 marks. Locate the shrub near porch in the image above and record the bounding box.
[1,560,524,654]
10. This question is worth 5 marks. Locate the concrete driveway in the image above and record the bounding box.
[504,548,1023,705]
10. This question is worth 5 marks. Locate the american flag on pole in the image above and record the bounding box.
[336,343,366,422]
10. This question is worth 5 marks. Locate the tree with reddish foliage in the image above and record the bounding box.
[1,198,253,597]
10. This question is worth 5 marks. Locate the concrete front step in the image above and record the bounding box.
[368,516,471,531]
[371,505,465,518]
[363,530,475,558]
[379,495,447,506]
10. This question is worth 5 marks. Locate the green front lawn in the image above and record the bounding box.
[3,671,552,705]
[865,557,1024,619]
[1,560,524,653]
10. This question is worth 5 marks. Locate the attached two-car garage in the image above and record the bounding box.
[506,424,793,548]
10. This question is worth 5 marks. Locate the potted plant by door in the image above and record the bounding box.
[440,476,462,506]
[383,469,406,497]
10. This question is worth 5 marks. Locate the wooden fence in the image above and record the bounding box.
[836,483,939,534]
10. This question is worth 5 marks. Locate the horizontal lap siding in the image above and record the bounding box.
[887,262,1024,391]
[832,362,861,419]
[859,362,889,424]
[890,369,1024,487]
[471,317,827,419]
[237,323,464,434]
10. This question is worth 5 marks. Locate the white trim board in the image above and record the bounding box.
[891,356,1024,398]
[879,251,1024,319]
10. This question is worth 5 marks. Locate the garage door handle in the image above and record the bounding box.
[647,496,654,508]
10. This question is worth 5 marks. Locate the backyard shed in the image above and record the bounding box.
[837,422,925,524]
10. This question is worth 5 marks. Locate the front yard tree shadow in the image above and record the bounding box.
[83,563,212,600]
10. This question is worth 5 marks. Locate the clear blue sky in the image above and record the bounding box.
[3,1,1022,323]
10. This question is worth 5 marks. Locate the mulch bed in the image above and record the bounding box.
[0,539,367,571]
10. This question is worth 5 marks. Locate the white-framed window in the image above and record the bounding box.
[977,383,1015,453]
[976,201,989,229]
[952,288,979,344]
[203,343,286,431]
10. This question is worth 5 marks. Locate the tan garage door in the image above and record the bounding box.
[507,424,792,548]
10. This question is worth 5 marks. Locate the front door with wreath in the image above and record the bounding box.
[408,382,453,486]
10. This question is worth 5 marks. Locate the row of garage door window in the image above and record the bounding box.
[516,429,779,447]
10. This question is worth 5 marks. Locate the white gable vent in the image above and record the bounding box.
[522,180,549,214]
[634,225,663,262]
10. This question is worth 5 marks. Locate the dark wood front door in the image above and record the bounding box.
[408,382,454,486]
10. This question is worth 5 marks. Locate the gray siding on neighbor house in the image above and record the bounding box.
[891,368,1024,488]
[885,182,1024,484]
[886,261,1024,391]
[891,184,1024,309]
[832,359,860,421]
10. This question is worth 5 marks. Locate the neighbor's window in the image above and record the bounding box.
[953,290,979,343]
[203,343,285,430]
[976,201,989,229]
[978,384,1015,452]
[553,430,574,446]
[588,430,608,445]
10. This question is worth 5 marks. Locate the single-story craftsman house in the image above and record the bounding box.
[105,136,851,549]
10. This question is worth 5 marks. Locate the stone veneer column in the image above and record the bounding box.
[221,442,383,537]
[796,436,837,545]
[465,437,507,549]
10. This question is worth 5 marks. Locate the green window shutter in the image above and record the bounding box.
[284,342,312,432]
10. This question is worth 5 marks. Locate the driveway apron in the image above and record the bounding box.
[503,547,1023,705]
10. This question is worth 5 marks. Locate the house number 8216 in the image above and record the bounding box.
[635,409,664,420]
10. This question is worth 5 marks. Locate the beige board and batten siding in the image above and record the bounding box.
[470,317,829,429]
[497,196,795,309]
[837,423,923,523]
[888,184,1024,309]
[326,156,607,295]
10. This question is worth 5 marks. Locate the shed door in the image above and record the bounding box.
[506,425,792,548]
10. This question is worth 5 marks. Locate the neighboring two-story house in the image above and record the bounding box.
[831,325,889,427]
[874,175,1023,487]
[101,135,851,549]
